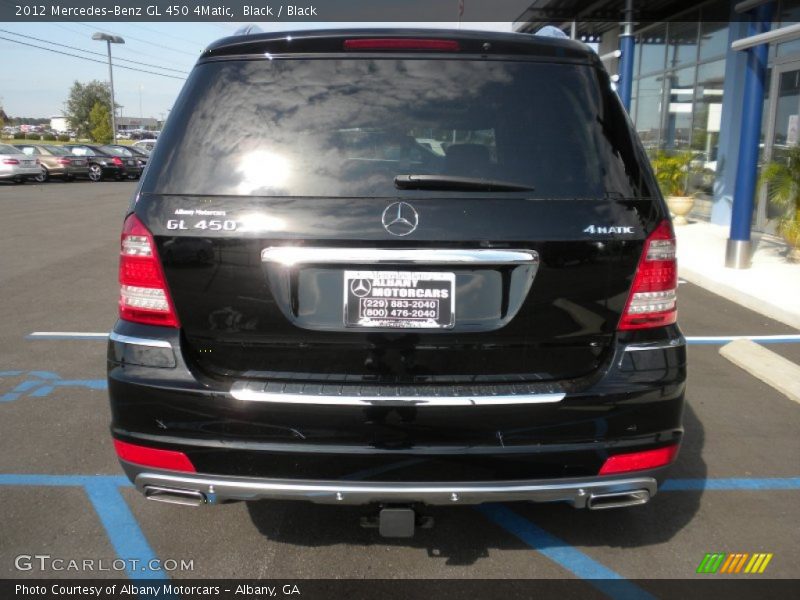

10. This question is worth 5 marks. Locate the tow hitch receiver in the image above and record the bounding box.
[360,506,433,537]
[380,507,417,537]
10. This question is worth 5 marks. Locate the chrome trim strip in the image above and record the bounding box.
[109,332,173,349]
[135,472,657,507]
[230,386,565,407]
[624,339,685,352]
[261,247,539,266]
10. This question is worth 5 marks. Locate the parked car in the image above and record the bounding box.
[108,29,685,537]
[64,144,142,182]
[0,143,41,183]
[101,144,149,169]
[13,144,89,182]
[132,139,158,155]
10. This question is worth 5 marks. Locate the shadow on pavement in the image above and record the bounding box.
[245,401,705,565]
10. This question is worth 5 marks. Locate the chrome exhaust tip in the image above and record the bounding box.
[144,485,206,507]
[587,489,650,510]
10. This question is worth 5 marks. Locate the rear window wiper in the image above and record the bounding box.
[394,174,534,192]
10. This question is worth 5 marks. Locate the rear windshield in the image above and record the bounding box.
[145,58,655,198]
[43,145,70,156]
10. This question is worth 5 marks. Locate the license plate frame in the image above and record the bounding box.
[343,270,455,329]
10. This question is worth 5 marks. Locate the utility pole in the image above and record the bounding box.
[92,32,125,143]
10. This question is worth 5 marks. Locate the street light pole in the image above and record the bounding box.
[92,33,125,143]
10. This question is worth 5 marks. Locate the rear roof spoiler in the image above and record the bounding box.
[201,28,596,63]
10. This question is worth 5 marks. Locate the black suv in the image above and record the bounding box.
[108,29,686,532]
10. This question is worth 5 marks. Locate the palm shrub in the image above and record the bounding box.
[759,146,800,251]
[649,151,695,197]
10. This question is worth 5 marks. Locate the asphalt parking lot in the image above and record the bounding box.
[0,180,798,593]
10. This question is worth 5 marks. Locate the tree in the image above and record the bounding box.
[89,101,113,144]
[65,81,115,139]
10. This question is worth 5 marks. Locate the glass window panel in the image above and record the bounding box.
[698,22,730,61]
[662,67,695,150]
[691,60,725,194]
[639,25,667,74]
[698,0,731,61]
[667,19,699,67]
[635,75,663,150]
[777,0,800,56]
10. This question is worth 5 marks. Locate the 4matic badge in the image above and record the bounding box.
[583,225,635,235]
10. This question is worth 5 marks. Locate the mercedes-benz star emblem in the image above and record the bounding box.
[381,201,419,237]
[350,278,372,298]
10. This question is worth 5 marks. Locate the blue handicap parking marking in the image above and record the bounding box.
[661,477,800,491]
[0,474,168,584]
[83,478,168,581]
[0,371,106,402]
[477,504,654,600]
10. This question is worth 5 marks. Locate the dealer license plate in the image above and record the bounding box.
[344,270,455,329]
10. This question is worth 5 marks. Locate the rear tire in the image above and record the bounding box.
[34,167,48,183]
[88,164,103,182]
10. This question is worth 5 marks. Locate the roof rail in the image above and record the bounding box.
[234,24,264,36]
[535,26,568,39]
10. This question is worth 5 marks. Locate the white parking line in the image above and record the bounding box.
[26,332,109,340]
[720,340,800,404]
[686,334,800,344]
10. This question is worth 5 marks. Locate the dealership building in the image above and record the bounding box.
[515,0,800,267]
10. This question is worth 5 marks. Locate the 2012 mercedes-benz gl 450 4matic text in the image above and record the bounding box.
[108,29,686,533]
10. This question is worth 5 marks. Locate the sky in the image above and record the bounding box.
[0,21,513,120]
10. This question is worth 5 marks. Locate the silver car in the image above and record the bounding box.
[132,139,157,155]
[0,143,41,183]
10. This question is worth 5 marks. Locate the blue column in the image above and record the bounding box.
[727,2,773,268]
[618,34,636,111]
[617,0,635,112]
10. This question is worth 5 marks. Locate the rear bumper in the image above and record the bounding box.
[126,462,658,508]
[108,321,686,488]
[0,166,41,178]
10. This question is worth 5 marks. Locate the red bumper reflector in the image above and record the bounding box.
[598,444,679,475]
[113,439,196,473]
[344,38,460,51]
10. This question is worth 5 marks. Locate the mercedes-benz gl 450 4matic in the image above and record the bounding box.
[107,29,686,532]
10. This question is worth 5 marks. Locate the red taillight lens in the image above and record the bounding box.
[111,156,123,166]
[113,439,195,473]
[599,444,680,475]
[57,158,72,165]
[344,38,460,51]
[618,220,678,330]
[119,214,179,327]
[3,158,20,165]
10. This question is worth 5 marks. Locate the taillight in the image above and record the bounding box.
[111,156,123,166]
[113,439,195,472]
[3,158,20,165]
[617,220,677,330]
[598,444,680,475]
[57,158,72,165]
[119,214,179,327]
[344,38,460,51]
